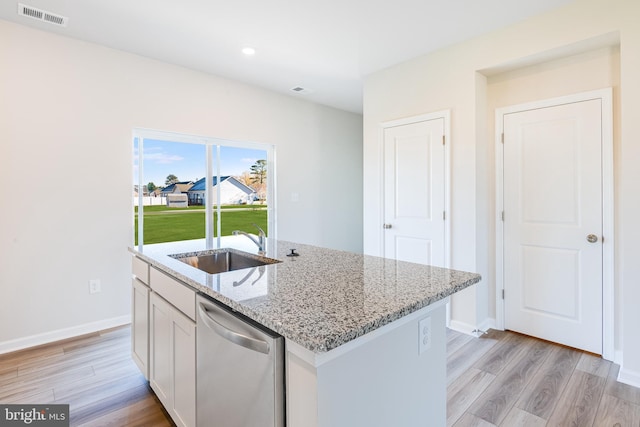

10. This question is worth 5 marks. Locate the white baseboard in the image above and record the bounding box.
[449,318,496,338]
[477,318,496,333]
[0,315,131,355]
[617,367,640,389]
[614,350,623,366]
[448,320,479,337]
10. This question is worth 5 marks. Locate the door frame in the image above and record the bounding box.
[379,110,451,268]
[495,88,614,360]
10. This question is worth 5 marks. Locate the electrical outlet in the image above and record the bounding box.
[89,279,101,294]
[419,316,431,354]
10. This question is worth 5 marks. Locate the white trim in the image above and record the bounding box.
[448,317,496,338]
[0,315,131,355]
[378,110,452,267]
[448,320,479,337]
[443,110,452,269]
[205,144,214,249]
[477,317,496,333]
[215,144,222,245]
[617,368,640,389]
[375,126,386,256]
[495,108,505,330]
[267,145,278,240]
[495,88,614,360]
[132,127,270,152]
[600,89,615,361]
[137,135,145,251]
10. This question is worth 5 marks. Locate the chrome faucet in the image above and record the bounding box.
[232,223,266,255]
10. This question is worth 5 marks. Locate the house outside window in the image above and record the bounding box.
[133,129,275,248]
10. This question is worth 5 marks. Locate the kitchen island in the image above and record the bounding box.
[131,237,480,427]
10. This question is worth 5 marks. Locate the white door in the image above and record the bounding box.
[383,117,446,266]
[502,99,603,354]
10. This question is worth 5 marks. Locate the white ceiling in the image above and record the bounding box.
[0,0,574,113]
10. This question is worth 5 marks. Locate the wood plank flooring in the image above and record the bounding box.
[2,326,639,426]
[446,328,640,427]
[0,327,173,426]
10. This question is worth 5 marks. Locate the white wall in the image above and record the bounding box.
[0,20,362,349]
[363,0,640,385]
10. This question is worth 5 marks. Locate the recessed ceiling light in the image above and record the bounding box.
[242,47,256,56]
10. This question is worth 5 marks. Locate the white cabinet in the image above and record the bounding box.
[150,267,195,320]
[171,303,197,427]
[131,256,150,379]
[132,277,150,379]
[149,277,196,427]
[131,256,196,427]
[150,292,172,405]
[132,255,150,284]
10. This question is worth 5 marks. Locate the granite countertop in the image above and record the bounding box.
[131,237,481,353]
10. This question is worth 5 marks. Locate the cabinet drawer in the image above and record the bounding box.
[150,267,196,321]
[132,256,150,285]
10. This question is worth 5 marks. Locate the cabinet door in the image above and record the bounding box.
[150,292,196,427]
[150,293,173,410]
[132,278,150,379]
[172,308,196,427]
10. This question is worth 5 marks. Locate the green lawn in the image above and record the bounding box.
[135,207,268,245]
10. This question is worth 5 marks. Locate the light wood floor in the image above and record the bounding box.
[446,328,640,427]
[2,326,639,426]
[0,327,173,426]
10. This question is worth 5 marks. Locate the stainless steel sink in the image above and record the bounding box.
[170,248,280,274]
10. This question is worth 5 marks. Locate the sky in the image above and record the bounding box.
[133,139,267,187]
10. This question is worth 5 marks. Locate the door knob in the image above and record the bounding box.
[383,224,392,229]
[587,234,598,243]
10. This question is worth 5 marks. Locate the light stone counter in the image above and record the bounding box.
[131,237,480,353]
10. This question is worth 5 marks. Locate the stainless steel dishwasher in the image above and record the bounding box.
[196,295,284,427]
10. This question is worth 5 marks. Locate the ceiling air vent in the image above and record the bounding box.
[18,3,68,27]
[291,86,314,94]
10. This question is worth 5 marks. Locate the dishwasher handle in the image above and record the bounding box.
[198,302,270,355]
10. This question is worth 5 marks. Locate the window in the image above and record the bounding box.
[133,129,274,249]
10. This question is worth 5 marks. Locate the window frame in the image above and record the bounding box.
[133,128,276,250]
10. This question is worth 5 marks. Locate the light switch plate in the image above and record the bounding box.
[89,279,101,294]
